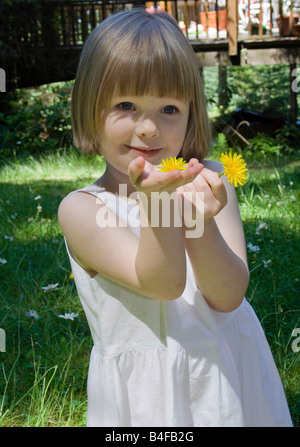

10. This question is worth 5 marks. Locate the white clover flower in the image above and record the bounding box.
[3,235,14,241]
[0,258,7,265]
[256,222,268,234]
[26,310,40,320]
[262,259,272,268]
[34,195,42,201]
[58,312,79,321]
[41,283,59,292]
[247,243,260,253]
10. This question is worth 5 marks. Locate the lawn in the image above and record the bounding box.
[0,146,299,426]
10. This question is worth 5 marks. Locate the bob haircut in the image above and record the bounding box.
[72,8,212,161]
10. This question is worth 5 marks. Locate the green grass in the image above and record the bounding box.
[0,147,299,426]
[0,149,105,426]
[238,157,300,425]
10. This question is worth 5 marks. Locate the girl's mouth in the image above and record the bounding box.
[127,146,162,158]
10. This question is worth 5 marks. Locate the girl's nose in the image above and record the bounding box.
[136,116,159,138]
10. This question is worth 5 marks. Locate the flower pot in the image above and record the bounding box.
[276,15,299,36]
[200,10,227,32]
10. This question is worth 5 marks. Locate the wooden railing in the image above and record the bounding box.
[51,0,300,46]
[1,0,299,90]
[2,1,299,48]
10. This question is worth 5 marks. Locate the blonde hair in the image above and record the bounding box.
[72,8,212,161]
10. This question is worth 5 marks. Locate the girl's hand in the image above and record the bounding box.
[177,167,227,224]
[128,156,203,196]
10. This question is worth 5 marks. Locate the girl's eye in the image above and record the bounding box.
[118,102,134,111]
[163,105,177,114]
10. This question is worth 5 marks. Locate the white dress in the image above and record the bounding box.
[65,185,292,427]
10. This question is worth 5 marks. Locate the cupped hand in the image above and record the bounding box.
[128,156,203,196]
[177,167,228,223]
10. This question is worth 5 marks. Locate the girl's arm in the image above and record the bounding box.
[58,157,203,301]
[178,160,249,312]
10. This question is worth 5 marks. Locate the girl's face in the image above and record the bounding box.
[100,95,190,177]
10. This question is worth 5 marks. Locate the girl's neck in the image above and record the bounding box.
[95,163,137,198]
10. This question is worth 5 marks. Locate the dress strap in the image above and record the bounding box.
[73,184,105,198]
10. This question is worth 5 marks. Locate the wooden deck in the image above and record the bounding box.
[1,0,300,91]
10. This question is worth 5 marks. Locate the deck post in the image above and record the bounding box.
[218,65,228,108]
[227,0,238,56]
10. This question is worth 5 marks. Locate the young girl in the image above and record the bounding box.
[58,8,292,427]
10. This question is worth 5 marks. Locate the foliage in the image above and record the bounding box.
[275,125,300,150]
[204,64,299,121]
[212,132,230,154]
[0,82,73,160]
[212,126,300,163]
[247,133,285,157]
[227,65,291,119]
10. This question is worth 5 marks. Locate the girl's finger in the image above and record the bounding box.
[186,158,200,168]
[183,162,203,179]
[200,168,227,203]
[158,164,202,189]
[128,157,145,185]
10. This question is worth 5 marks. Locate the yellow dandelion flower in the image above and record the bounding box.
[69,273,74,279]
[158,157,187,172]
[219,151,248,187]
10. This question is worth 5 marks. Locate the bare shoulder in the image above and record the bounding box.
[58,191,104,227]
[57,190,141,281]
[58,191,106,257]
[58,191,106,267]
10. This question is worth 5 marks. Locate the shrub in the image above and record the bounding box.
[0,82,73,159]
